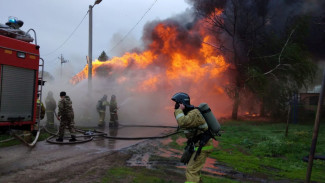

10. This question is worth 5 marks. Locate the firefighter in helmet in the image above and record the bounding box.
[56,91,76,142]
[45,91,56,129]
[25,94,45,142]
[109,95,119,127]
[36,93,45,122]
[96,94,109,128]
[172,92,213,183]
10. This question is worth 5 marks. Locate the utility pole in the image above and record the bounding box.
[88,0,102,95]
[305,69,325,183]
[88,5,93,93]
[58,54,68,80]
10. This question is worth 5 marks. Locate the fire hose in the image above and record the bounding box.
[1,123,179,145]
[10,127,41,147]
[45,124,179,145]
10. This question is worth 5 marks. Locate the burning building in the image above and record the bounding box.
[70,0,325,124]
[70,10,233,125]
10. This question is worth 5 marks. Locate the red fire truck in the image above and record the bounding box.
[0,17,44,135]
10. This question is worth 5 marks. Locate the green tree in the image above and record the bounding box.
[194,0,317,119]
[195,0,270,119]
[246,17,316,118]
[98,51,109,62]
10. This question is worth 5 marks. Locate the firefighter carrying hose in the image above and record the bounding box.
[96,95,109,128]
[109,95,119,128]
[56,91,76,142]
[172,92,214,183]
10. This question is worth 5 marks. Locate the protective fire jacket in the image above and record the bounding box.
[36,99,45,120]
[174,108,213,151]
[98,100,109,112]
[109,100,118,113]
[45,96,56,112]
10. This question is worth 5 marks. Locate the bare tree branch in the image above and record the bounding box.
[245,28,296,82]
[263,28,296,76]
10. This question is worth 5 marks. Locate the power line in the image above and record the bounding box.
[109,0,158,53]
[44,11,89,56]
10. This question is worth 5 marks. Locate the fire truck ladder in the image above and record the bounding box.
[13,29,44,147]
[12,58,44,147]
[38,58,44,119]
[26,28,44,128]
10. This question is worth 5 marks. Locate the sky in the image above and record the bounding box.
[0,0,191,76]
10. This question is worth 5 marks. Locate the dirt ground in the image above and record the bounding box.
[38,141,185,183]
[0,138,187,183]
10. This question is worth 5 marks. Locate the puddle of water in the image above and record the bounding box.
[127,137,225,177]
[161,137,172,145]
[158,148,182,158]
[202,157,225,176]
[176,138,186,146]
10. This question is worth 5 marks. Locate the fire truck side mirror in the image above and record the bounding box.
[35,45,40,50]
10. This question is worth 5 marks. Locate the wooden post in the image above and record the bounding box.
[305,69,325,183]
[285,104,291,137]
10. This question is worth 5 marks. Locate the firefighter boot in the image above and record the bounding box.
[69,135,77,142]
[109,122,114,128]
[56,137,63,142]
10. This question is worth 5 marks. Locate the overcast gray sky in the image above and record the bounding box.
[0,0,191,75]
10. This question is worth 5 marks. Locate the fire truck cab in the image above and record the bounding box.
[0,17,44,132]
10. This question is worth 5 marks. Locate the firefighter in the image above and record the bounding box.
[56,91,76,142]
[96,95,109,128]
[109,95,119,127]
[25,94,45,142]
[36,93,46,121]
[171,92,214,183]
[45,91,56,129]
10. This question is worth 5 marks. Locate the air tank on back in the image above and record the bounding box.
[198,103,220,135]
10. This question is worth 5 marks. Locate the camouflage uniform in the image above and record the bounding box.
[109,98,118,127]
[174,108,213,183]
[58,96,75,139]
[45,93,56,128]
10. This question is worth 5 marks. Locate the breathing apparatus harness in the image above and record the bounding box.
[178,106,213,164]
[172,92,221,163]
[180,106,222,165]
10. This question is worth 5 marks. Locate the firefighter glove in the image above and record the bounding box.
[175,103,180,109]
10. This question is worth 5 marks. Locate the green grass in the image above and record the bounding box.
[168,133,185,150]
[101,167,179,183]
[0,130,51,148]
[210,120,325,182]
[201,175,241,183]
[0,134,21,147]
[101,166,240,183]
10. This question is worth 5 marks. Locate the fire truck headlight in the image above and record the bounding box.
[17,52,26,59]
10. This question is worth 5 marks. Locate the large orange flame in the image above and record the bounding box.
[71,9,232,117]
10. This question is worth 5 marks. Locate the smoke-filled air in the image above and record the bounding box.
[42,0,325,126]
[63,10,232,126]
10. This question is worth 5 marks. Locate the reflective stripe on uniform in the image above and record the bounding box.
[198,123,208,129]
[194,145,213,151]
[175,113,184,120]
